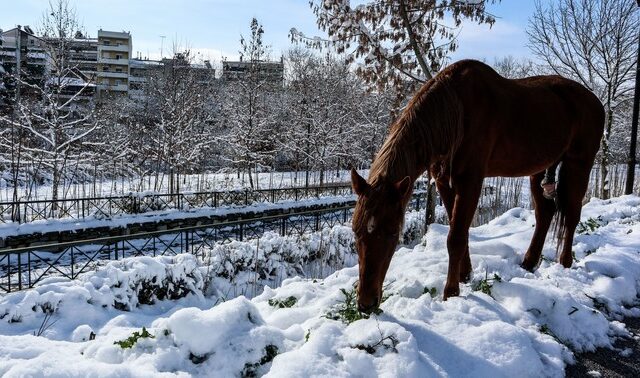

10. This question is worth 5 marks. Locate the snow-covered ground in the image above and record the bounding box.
[0,196,638,377]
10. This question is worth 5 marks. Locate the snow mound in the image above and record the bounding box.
[0,196,639,377]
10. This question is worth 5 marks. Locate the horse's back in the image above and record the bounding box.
[438,60,604,176]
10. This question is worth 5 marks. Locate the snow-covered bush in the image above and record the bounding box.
[0,254,206,331]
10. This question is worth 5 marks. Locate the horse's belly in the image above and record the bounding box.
[485,128,571,177]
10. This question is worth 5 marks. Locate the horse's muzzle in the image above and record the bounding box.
[357,295,379,314]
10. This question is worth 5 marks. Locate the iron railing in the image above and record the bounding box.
[0,184,355,224]
[0,192,426,293]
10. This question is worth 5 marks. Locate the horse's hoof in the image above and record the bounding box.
[559,257,573,269]
[520,261,536,272]
[443,284,460,300]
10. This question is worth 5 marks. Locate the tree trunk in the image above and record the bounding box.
[423,177,437,235]
[51,157,60,218]
[600,108,614,199]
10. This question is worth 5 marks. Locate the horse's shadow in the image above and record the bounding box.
[378,311,511,378]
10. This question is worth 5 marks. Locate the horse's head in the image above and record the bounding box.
[350,168,412,314]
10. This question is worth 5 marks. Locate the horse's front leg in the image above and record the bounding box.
[443,177,483,300]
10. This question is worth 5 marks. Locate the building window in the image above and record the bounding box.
[115,68,122,72]
[103,40,110,45]
[103,66,109,71]
[116,54,122,60]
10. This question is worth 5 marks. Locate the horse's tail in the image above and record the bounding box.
[553,161,568,256]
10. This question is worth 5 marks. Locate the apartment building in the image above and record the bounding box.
[129,58,162,99]
[2,25,219,106]
[0,26,47,88]
[222,57,284,84]
[68,37,99,80]
[96,30,131,96]
[128,57,215,101]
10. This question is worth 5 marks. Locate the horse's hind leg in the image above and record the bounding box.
[521,172,557,271]
[556,159,592,267]
[437,179,472,282]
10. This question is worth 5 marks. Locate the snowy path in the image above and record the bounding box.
[0,196,638,377]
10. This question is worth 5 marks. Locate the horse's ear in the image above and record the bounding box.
[395,176,412,199]
[351,168,369,195]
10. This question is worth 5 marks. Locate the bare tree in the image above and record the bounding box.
[528,0,639,198]
[0,0,100,212]
[220,18,281,189]
[284,49,362,185]
[492,56,538,79]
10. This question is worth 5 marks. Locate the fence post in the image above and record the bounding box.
[7,253,11,292]
[281,218,286,236]
[17,251,22,291]
[28,252,32,288]
[70,247,75,279]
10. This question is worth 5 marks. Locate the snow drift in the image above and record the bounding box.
[0,196,638,377]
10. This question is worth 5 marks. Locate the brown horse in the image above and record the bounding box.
[351,59,604,313]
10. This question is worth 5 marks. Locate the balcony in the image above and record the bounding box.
[98,58,129,65]
[98,44,129,53]
[97,71,128,79]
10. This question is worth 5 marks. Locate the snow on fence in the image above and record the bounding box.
[0,193,428,294]
[0,184,355,224]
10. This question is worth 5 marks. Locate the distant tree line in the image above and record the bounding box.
[0,0,637,203]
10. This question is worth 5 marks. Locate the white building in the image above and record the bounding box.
[96,30,131,96]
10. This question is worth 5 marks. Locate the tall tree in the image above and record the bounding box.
[220,18,281,189]
[528,0,639,199]
[291,0,498,101]
[0,0,100,213]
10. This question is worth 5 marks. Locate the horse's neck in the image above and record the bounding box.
[370,121,430,185]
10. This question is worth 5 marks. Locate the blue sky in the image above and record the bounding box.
[1,0,536,63]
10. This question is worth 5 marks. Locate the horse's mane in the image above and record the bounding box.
[368,74,464,187]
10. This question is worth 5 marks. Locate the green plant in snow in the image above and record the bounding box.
[268,296,298,308]
[472,272,502,296]
[577,216,605,235]
[423,287,437,298]
[242,344,279,377]
[324,288,381,324]
[114,327,155,349]
[353,334,399,354]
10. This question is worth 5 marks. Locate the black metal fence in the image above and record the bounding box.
[0,192,426,293]
[0,184,355,224]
